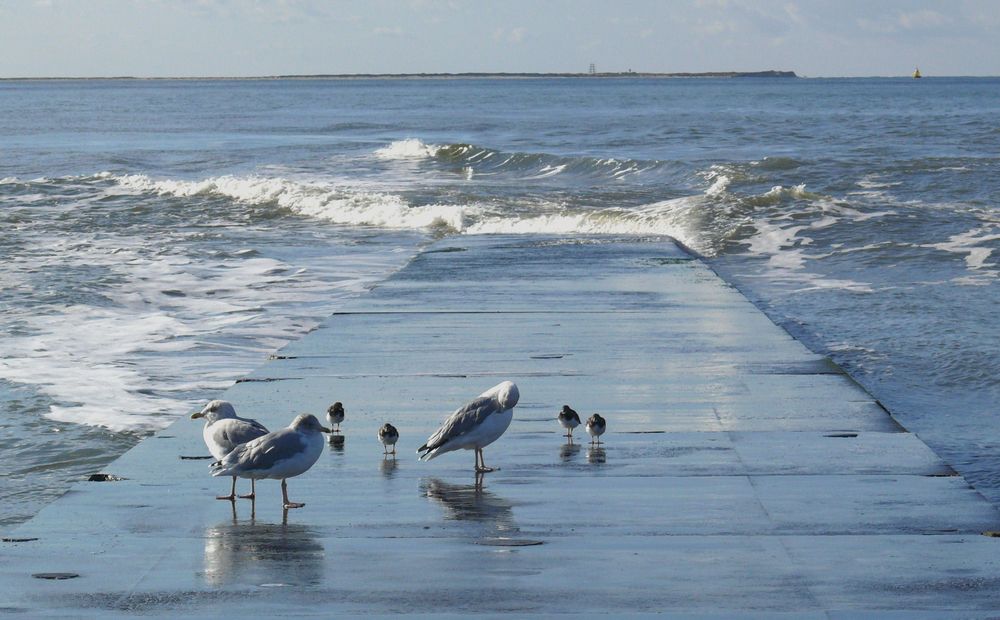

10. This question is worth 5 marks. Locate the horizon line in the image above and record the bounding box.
[0,71,991,81]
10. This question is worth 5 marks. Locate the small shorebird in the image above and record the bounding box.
[211,413,331,509]
[557,405,581,440]
[418,381,519,473]
[586,413,606,445]
[191,400,269,501]
[327,401,345,434]
[378,422,399,456]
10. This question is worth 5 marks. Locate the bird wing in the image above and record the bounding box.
[420,395,500,453]
[213,428,306,475]
[211,418,269,454]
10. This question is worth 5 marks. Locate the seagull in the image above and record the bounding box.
[557,405,581,440]
[211,413,331,509]
[378,423,399,456]
[418,381,519,473]
[191,400,269,501]
[327,402,345,434]
[586,413,606,445]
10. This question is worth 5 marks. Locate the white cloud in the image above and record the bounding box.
[373,26,403,36]
[898,9,949,30]
[696,19,736,35]
[492,26,526,44]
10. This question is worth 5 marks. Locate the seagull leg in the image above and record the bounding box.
[216,476,237,501]
[238,478,256,500]
[282,479,305,509]
[475,448,496,473]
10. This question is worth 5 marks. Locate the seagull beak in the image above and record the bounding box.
[190,411,204,419]
[319,425,332,433]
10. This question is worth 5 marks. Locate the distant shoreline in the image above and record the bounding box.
[0,70,798,81]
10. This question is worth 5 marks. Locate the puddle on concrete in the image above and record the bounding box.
[33,573,79,580]
[203,519,324,587]
[474,538,544,547]
[587,447,607,464]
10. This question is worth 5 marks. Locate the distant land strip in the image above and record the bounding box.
[1,70,798,81]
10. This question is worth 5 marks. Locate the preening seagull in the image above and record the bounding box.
[557,404,581,439]
[586,413,606,445]
[378,422,399,456]
[211,413,331,509]
[191,400,269,500]
[418,381,519,473]
[327,402,345,434]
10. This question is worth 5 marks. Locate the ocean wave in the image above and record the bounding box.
[112,173,479,233]
[375,139,667,181]
[106,172,737,254]
[374,138,442,160]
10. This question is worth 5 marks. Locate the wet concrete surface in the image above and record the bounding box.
[3,234,1000,617]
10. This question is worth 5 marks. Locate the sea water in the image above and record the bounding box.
[0,77,997,526]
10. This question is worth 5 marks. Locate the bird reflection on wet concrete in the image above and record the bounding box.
[559,441,581,462]
[202,503,325,587]
[587,446,606,464]
[421,475,518,538]
[380,456,398,478]
[327,434,345,453]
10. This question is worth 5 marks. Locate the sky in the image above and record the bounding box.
[0,0,998,78]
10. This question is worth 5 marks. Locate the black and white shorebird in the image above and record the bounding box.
[557,405,581,440]
[327,402,345,434]
[378,423,399,456]
[191,400,269,500]
[586,413,606,445]
[418,381,519,473]
[211,413,331,509]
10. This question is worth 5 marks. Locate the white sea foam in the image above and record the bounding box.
[927,225,1000,272]
[0,205,418,432]
[530,164,567,179]
[706,175,731,196]
[374,138,441,160]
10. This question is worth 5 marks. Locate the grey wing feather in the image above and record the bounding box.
[211,418,269,454]
[423,396,500,451]
[217,429,305,474]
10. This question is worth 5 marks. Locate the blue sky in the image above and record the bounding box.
[1,0,997,77]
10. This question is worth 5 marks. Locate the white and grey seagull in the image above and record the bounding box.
[191,400,269,501]
[418,381,519,473]
[211,413,331,509]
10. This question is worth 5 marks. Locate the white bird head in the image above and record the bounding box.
[191,400,237,423]
[487,381,519,410]
[291,413,332,434]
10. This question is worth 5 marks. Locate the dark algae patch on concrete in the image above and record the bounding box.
[2,234,999,617]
